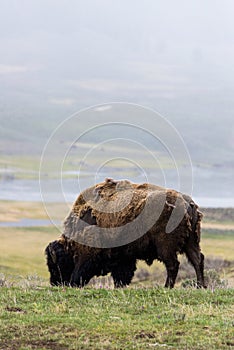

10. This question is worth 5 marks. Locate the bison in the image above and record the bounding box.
[45,178,206,288]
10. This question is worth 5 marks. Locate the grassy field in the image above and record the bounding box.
[0,201,67,223]
[0,287,233,350]
[0,202,233,349]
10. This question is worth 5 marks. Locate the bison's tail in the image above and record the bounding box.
[190,202,203,244]
[185,202,206,288]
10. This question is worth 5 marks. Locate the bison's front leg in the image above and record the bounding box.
[111,260,136,288]
[70,260,94,287]
[164,257,180,288]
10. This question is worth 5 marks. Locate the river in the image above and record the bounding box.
[0,168,234,208]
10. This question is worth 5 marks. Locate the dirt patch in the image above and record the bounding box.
[135,331,156,339]
[5,306,27,313]
[0,340,67,350]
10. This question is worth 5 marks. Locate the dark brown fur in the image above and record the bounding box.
[45,179,205,288]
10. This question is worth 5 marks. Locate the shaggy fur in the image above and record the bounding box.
[45,179,206,288]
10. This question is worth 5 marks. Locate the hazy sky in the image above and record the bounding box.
[0,0,234,203]
[0,1,234,132]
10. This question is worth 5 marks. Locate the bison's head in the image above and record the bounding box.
[45,240,74,286]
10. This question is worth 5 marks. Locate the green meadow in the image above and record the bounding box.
[0,202,233,349]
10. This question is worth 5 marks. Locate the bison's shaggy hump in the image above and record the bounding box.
[64,178,201,247]
[71,179,164,226]
[46,178,205,288]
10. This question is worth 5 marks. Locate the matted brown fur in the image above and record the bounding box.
[72,179,167,228]
[63,179,201,247]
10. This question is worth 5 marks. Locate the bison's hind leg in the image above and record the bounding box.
[185,248,206,288]
[111,260,136,288]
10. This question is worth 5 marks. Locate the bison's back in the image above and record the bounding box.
[63,179,201,251]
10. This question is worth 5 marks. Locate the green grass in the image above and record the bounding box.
[201,230,234,262]
[0,227,233,350]
[0,226,59,277]
[0,203,233,349]
[203,229,234,238]
[0,287,233,350]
